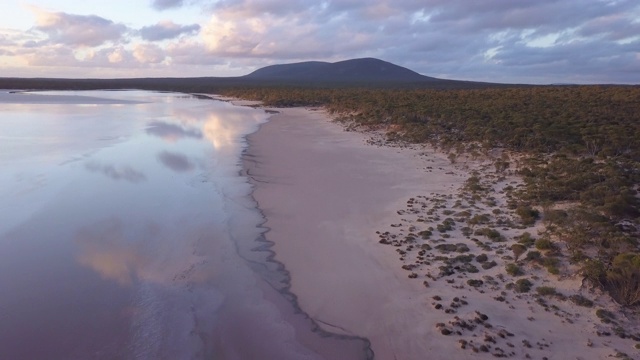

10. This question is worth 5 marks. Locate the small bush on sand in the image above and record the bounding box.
[516,232,535,248]
[535,238,555,251]
[516,205,540,226]
[536,286,557,296]
[515,278,533,293]
[475,228,503,242]
[525,251,542,262]
[482,261,497,270]
[570,294,594,307]
[511,244,527,261]
[505,263,524,276]
[506,263,523,276]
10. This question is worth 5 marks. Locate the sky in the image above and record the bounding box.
[0,0,639,84]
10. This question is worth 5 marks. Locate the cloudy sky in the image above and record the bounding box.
[0,0,638,84]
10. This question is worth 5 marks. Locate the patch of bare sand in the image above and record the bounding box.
[242,105,639,360]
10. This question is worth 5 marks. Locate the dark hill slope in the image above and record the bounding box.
[243,58,438,83]
[0,58,519,90]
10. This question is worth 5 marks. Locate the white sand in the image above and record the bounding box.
[243,106,639,359]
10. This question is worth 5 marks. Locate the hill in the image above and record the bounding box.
[0,58,516,90]
[243,58,438,83]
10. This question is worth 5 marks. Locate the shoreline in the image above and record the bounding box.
[238,102,639,359]
[241,105,462,359]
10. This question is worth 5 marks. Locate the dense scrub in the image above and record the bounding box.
[221,86,640,306]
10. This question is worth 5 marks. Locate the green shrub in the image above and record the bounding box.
[536,286,557,296]
[475,228,503,242]
[516,232,535,247]
[595,309,616,324]
[476,253,488,263]
[540,256,561,274]
[506,263,524,276]
[543,209,568,225]
[535,238,554,250]
[468,214,491,225]
[481,261,497,270]
[515,279,533,293]
[525,251,542,262]
[570,294,594,307]
[455,243,470,253]
[511,244,527,261]
[435,244,458,253]
[437,218,456,233]
[464,175,484,193]
[603,253,640,307]
[516,206,540,226]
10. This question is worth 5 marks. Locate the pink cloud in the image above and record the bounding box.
[29,6,128,47]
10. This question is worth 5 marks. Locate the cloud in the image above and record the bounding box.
[2,0,639,83]
[146,121,203,141]
[29,7,128,47]
[139,21,201,41]
[132,43,166,63]
[85,162,147,183]
[187,0,640,83]
[165,40,223,65]
[75,218,146,286]
[151,0,186,10]
[157,151,195,172]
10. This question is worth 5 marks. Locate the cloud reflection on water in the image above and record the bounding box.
[85,161,147,183]
[145,121,202,142]
[75,218,149,286]
[202,109,265,151]
[157,151,194,172]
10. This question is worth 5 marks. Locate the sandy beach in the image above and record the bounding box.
[241,105,640,359]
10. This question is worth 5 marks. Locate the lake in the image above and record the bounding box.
[0,90,370,359]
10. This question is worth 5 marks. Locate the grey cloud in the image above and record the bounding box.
[151,0,185,10]
[139,22,201,41]
[146,121,203,140]
[33,11,127,47]
[212,0,320,16]
[197,0,639,84]
[157,151,195,172]
[85,162,147,183]
[12,0,640,83]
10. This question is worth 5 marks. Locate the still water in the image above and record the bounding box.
[0,91,370,359]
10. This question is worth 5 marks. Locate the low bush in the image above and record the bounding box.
[475,228,503,242]
[525,251,542,262]
[535,238,555,250]
[516,205,540,226]
[515,278,533,293]
[482,261,497,270]
[536,286,557,296]
[570,294,594,307]
[511,244,527,261]
[516,232,536,247]
[506,263,524,276]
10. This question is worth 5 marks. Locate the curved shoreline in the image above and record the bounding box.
[240,114,375,360]
[238,105,446,359]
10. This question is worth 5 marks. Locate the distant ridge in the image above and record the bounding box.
[243,58,438,83]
